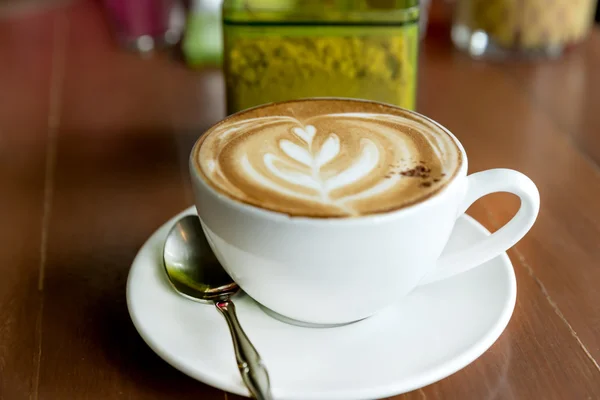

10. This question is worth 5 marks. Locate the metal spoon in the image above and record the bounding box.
[163,215,272,400]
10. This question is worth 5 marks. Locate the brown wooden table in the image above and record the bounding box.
[2,1,600,399]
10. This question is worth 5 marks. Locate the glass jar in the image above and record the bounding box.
[222,0,420,115]
[452,0,598,59]
[102,0,185,53]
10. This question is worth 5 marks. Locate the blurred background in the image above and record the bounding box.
[2,0,598,117]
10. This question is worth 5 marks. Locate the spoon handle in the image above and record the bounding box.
[215,299,272,400]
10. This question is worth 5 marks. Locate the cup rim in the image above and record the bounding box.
[189,97,468,225]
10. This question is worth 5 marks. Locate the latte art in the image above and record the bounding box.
[195,100,462,217]
[258,124,380,209]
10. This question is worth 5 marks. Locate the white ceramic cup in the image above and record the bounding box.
[189,105,540,325]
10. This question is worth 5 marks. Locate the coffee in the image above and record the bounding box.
[193,99,462,217]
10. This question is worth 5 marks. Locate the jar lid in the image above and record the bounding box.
[223,0,420,24]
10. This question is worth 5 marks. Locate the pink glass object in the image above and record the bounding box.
[103,0,184,52]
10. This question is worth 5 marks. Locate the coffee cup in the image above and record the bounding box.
[189,98,539,325]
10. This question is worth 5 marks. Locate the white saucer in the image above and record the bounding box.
[127,206,516,400]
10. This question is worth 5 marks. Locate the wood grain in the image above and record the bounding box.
[0,1,599,399]
[29,3,223,400]
[419,32,600,367]
[0,9,55,400]
[503,32,600,167]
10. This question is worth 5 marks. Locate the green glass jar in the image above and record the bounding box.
[222,0,420,115]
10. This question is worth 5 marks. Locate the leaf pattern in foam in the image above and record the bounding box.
[292,125,316,145]
[263,154,319,190]
[315,134,340,167]
[279,139,313,167]
[261,128,379,201]
[325,139,379,192]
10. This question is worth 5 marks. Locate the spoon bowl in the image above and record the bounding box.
[163,215,237,301]
[162,214,272,400]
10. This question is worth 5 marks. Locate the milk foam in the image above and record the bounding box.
[195,100,462,217]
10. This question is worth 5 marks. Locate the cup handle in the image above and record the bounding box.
[418,169,540,286]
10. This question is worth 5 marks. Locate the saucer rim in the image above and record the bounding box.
[126,206,517,400]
